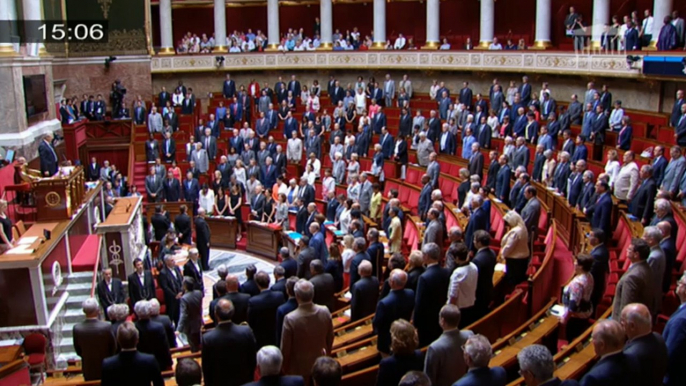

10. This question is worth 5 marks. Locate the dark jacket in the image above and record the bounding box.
[351,276,380,321]
[310,273,336,311]
[96,279,125,315]
[134,319,172,370]
[242,375,305,386]
[127,270,156,306]
[579,351,637,386]
[248,290,286,348]
[150,314,176,349]
[472,248,497,316]
[453,367,507,386]
[174,213,192,245]
[377,350,425,386]
[373,288,415,354]
[101,350,164,386]
[202,322,257,386]
[413,264,450,346]
[623,332,668,386]
[589,244,609,308]
[73,319,116,381]
[223,291,251,324]
[663,305,686,386]
[631,178,657,224]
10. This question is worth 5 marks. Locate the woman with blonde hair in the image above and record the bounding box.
[376,319,424,386]
[604,149,621,188]
[341,234,355,288]
[0,200,15,253]
[500,211,530,286]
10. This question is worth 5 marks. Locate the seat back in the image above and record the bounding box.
[23,333,47,355]
[15,220,26,236]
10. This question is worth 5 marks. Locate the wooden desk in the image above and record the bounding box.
[206,217,237,249]
[0,345,21,365]
[246,222,282,260]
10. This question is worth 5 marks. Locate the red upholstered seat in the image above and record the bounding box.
[27,353,45,366]
[156,287,167,315]
[406,168,420,186]
[383,163,396,179]
[398,188,410,206]
[408,190,420,215]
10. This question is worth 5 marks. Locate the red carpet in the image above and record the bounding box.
[235,232,247,250]
[71,234,101,272]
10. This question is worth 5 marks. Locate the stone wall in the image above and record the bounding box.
[152,70,686,113]
[52,56,152,107]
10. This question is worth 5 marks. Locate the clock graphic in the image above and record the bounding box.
[45,191,61,207]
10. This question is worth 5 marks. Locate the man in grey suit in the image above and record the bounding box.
[358,173,373,215]
[673,11,685,46]
[568,94,583,125]
[332,153,346,184]
[584,82,597,107]
[612,238,655,321]
[661,146,686,196]
[416,132,433,167]
[427,152,441,188]
[201,128,217,160]
[520,186,541,246]
[305,130,322,159]
[468,144,484,181]
[424,305,474,386]
[423,208,444,247]
[383,74,395,107]
[177,277,203,352]
[257,142,270,168]
[399,74,413,98]
[643,226,666,315]
[512,137,530,172]
[191,143,209,174]
[490,85,504,115]
[258,91,271,115]
[145,166,163,202]
[73,298,117,381]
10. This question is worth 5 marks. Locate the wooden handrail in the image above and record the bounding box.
[89,235,103,298]
[0,359,28,380]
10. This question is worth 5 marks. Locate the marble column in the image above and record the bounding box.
[267,0,279,49]
[650,0,673,45]
[213,0,227,51]
[319,0,333,49]
[158,0,174,54]
[423,0,440,49]
[533,0,552,48]
[590,0,609,48]
[372,0,386,49]
[479,0,494,48]
[22,0,46,55]
[0,0,17,55]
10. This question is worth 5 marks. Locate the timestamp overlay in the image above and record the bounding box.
[0,20,109,43]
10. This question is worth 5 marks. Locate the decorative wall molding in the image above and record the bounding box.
[150,51,641,78]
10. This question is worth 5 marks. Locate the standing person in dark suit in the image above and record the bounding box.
[591,181,613,238]
[158,86,170,107]
[309,260,335,312]
[373,269,415,355]
[631,164,657,225]
[579,320,636,386]
[174,205,192,245]
[468,144,484,180]
[223,274,250,324]
[101,322,164,386]
[202,298,257,386]
[145,133,160,163]
[413,242,450,347]
[621,303,668,386]
[663,272,686,386]
[151,205,171,242]
[495,155,511,204]
[96,268,125,320]
[182,171,200,214]
[194,208,211,271]
[177,277,203,352]
[464,195,489,251]
[452,334,506,386]
[611,238,655,321]
[278,247,297,279]
[163,170,181,202]
[38,133,59,176]
[270,266,288,299]
[183,248,204,293]
[162,131,176,163]
[276,277,299,346]
[588,229,609,310]
[127,258,155,307]
[471,231,497,320]
[158,254,184,325]
[376,320,425,386]
[484,151,500,194]
[247,271,286,348]
[348,237,371,289]
[73,298,116,381]
[87,157,100,181]
[350,260,379,321]
[133,300,172,371]
[296,237,316,280]
[145,166,163,203]
[149,299,176,349]
[241,265,261,297]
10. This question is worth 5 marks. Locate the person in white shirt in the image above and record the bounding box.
[447,243,478,322]
[439,38,451,50]
[198,184,215,214]
[488,37,503,50]
[312,36,321,48]
[609,101,625,131]
[172,90,184,106]
[287,131,303,163]
[539,82,552,103]
[306,153,321,177]
[641,9,654,47]
[393,33,407,50]
[302,164,317,186]
[618,15,630,50]
[604,149,621,188]
[463,181,481,211]
[614,150,639,201]
[229,44,241,53]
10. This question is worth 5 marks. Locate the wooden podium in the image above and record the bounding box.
[246,221,282,260]
[206,216,237,249]
[32,166,86,222]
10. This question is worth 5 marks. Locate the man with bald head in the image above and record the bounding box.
[222,274,250,324]
[202,299,257,386]
[621,303,668,386]
[281,279,334,382]
[350,260,379,321]
[580,320,636,385]
[373,269,415,355]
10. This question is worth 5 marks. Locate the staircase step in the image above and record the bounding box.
[68,272,94,284]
